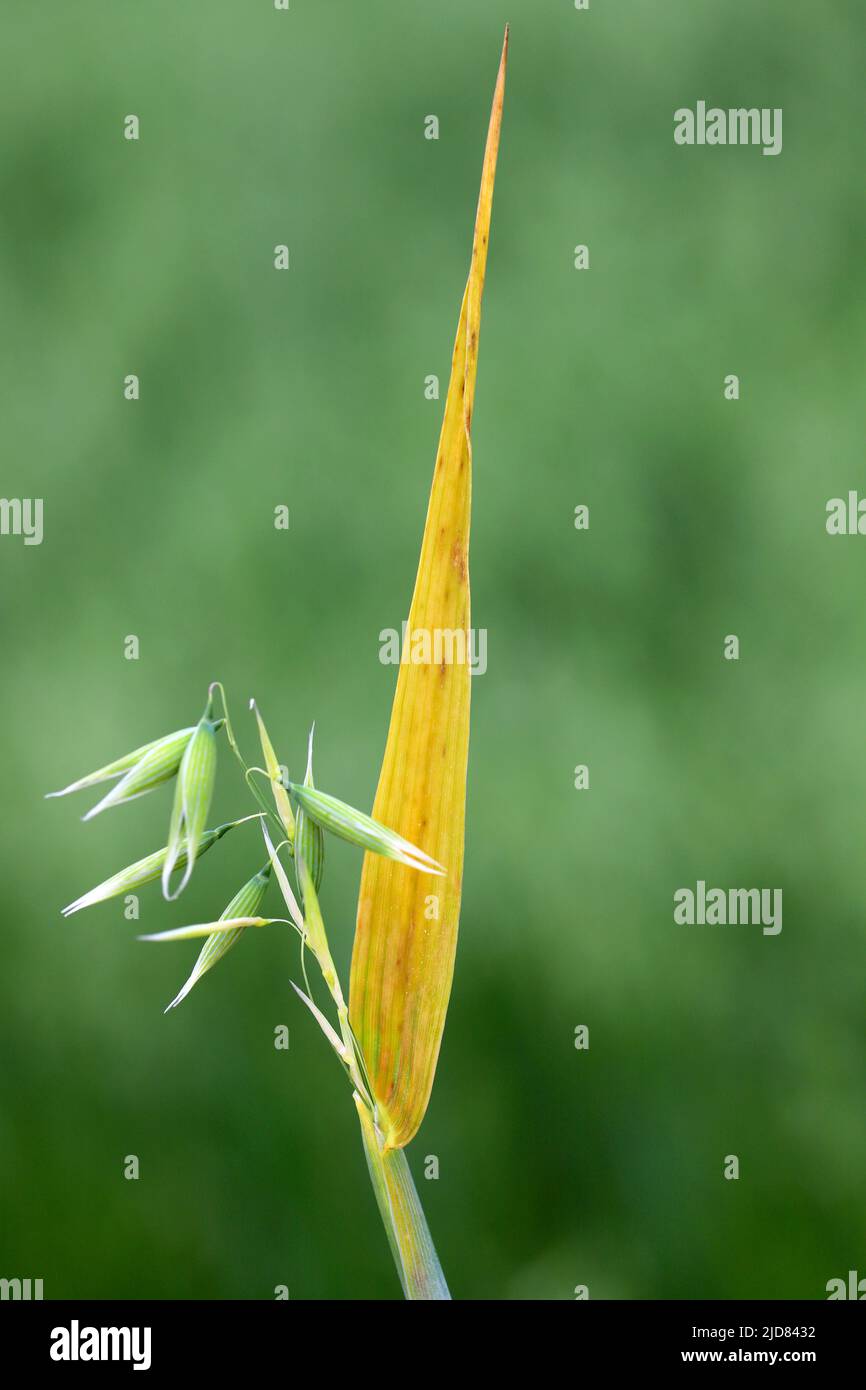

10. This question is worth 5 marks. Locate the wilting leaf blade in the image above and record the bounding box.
[349,31,508,1149]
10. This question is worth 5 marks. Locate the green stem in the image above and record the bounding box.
[355,1096,451,1301]
[208,681,285,838]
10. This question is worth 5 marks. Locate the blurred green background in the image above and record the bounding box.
[1,0,864,1300]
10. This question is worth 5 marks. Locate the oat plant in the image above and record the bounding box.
[50,30,507,1300]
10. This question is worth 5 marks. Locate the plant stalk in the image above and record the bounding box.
[355,1095,451,1300]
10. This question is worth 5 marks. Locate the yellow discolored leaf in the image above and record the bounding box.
[350,29,508,1149]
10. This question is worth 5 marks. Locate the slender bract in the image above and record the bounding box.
[261,821,304,935]
[350,29,508,1150]
[251,700,295,846]
[291,981,348,1062]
